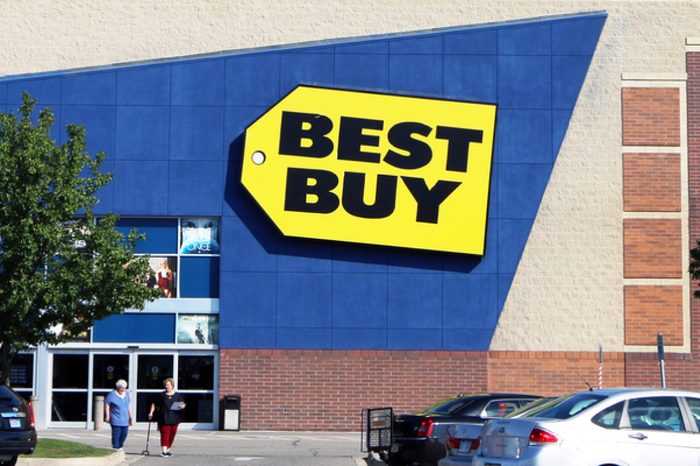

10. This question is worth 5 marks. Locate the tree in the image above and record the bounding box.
[0,93,161,386]
[691,240,700,298]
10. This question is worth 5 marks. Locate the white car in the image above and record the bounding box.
[473,388,700,466]
[439,398,556,466]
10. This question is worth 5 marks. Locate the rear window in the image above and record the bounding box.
[0,385,19,402]
[520,393,607,420]
[422,397,475,415]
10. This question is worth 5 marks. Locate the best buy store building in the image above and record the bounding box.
[2,1,700,430]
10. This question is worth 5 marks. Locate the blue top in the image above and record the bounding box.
[105,390,131,426]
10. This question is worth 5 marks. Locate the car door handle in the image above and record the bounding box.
[628,432,648,440]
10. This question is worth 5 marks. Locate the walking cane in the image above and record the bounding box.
[142,418,152,456]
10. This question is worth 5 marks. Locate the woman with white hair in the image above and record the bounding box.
[104,379,133,450]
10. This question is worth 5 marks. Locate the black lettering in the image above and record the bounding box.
[279,111,334,157]
[402,177,460,223]
[284,167,339,213]
[384,122,432,169]
[435,126,483,173]
[337,117,382,163]
[342,172,397,219]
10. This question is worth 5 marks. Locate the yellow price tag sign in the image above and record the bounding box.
[242,86,496,255]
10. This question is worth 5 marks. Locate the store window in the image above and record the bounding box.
[134,354,215,423]
[9,353,34,401]
[177,315,219,345]
[116,217,220,299]
[52,354,89,422]
[178,355,215,423]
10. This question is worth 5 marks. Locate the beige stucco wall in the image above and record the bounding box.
[1,0,698,352]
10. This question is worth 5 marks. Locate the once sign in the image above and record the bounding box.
[241,86,496,255]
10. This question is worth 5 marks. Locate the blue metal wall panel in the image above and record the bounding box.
[332,273,388,328]
[169,106,224,161]
[93,313,175,343]
[389,35,443,54]
[7,77,61,105]
[276,273,332,328]
[334,54,390,89]
[115,106,170,161]
[499,23,551,55]
[220,272,277,327]
[61,71,116,105]
[113,161,170,215]
[389,54,443,94]
[168,161,223,216]
[444,55,498,102]
[171,60,225,106]
[116,217,178,254]
[60,105,115,154]
[497,110,553,164]
[180,256,220,298]
[224,54,280,107]
[0,12,607,352]
[116,65,171,105]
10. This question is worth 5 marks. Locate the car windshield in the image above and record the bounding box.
[519,393,607,419]
[422,397,476,415]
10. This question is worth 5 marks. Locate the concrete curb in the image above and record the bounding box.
[17,451,124,466]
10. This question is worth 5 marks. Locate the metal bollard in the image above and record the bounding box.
[94,395,105,430]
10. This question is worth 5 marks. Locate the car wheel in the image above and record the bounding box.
[0,455,18,466]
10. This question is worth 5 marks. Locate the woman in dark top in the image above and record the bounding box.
[148,377,186,457]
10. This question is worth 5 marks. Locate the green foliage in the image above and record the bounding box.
[29,438,113,458]
[691,239,700,299]
[0,93,161,384]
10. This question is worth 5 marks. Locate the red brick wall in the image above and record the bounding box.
[624,285,683,345]
[625,50,699,387]
[488,352,625,394]
[219,349,631,431]
[623,218,682,278]
[622,87,680,146]
[626,352,698,388]
[219,349,487,431]
[690,41,700,356]
[623,153,681,212]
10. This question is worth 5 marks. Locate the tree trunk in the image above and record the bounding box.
[0,342,14,387]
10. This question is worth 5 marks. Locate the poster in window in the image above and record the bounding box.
[180,218,220,255]
[147,256,177,298]
[177,315,218,345]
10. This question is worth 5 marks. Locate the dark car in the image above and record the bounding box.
[0,385,36,466]
[382,393,540,466]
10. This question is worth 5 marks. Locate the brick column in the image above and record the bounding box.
[622,60,694,385]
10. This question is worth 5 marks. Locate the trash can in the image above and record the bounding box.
[220,395,241,431]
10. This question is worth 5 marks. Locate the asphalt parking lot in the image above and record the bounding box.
[28,429,386,466]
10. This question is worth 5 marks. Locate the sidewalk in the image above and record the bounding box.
[17,451,127,466]
[18,429,141,466]
[19,429,377,466]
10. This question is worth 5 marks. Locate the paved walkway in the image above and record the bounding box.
[18,429,383,466]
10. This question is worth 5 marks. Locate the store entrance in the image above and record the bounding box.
[49,350,217,429]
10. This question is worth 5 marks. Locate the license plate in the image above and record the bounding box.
[9,418,20,428]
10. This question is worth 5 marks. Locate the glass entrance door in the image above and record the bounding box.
[49,350,217,428]
[136,354,174,422]
[92,354,130,416]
